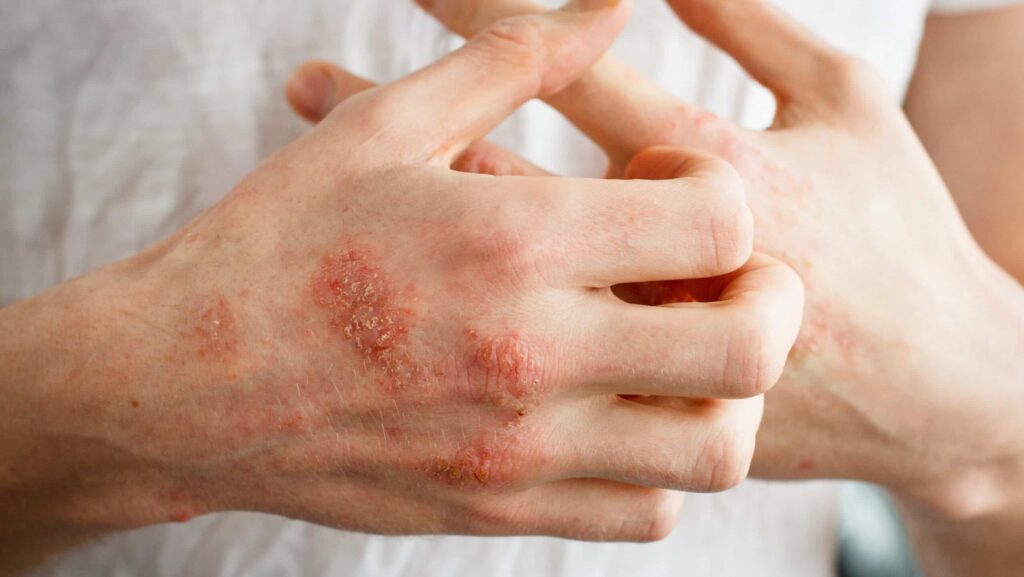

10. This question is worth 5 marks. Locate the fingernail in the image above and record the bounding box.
[563,0,619,12]
[287,64,335,119]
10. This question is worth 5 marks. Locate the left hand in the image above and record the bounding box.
[286,0,1024,517]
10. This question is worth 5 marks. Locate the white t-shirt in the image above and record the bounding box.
[2,0,1019,576]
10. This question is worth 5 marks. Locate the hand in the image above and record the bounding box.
[0,2,805,567]
[289,0,1024,518]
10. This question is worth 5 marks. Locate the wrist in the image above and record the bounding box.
[894,458,1024,523]
[0,263,212,551]
[892,248,1024,520]
[891,459,1024,577]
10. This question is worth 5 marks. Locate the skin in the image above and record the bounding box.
[0,2,807,574]
[901,8,1024,576]
[287,0,1024,574]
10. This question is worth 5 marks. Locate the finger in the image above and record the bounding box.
[569,396,762,492]
[474,480,684,541]
[477,151,752,286]
[624,145,720,181]
[575,253,804,399]
[286,61,550,176]
[666,0,857,113]
[285,60,374,124]
[451,140,550,177]
[417,0,734,170]
[268,473,681,542]
[339,0,631,166]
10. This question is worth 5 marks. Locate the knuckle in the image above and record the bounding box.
[466,194,565,288]
[472,17,547,94]
[466,215,540,282]
[484,223,533,264]
[831,55,885,92]
[485,229,549,287]
[484,16,546,52]
[463,333,554,406]
[433,438,530,492]
[695,426,754,493]
[341,90,401,134]
[818,53,889,114]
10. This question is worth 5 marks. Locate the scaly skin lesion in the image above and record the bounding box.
[310,242,425,393]
[306,241,550,490]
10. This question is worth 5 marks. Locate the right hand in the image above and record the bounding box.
[0,0,802,545]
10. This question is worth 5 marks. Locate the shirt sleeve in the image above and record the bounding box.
[931,0,1024,13]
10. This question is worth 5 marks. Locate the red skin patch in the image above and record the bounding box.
[468,334,544,407]
[431,433,511,488]
[428,374,535,489]
[433,445,494,487]
[310,247,542,485]
[168,511,194,523]
[311,247,426,393]
[161,481,201,524]
[194,297,239,362]
[279,411,307,432]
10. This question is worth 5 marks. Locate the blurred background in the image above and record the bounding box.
[839,484,922,577]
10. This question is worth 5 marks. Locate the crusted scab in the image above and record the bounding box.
[433,445,495,487]
[470,334,545,405]
[311,247,424,392]
[429,421,532,487]
[162,482,202,524]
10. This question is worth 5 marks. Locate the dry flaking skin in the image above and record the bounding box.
[466,331,545,409]
[309,242,545,488]
[310,246,426,393]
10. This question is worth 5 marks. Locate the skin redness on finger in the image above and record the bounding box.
[311,245,425,392]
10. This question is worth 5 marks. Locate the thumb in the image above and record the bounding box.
[623,146,716,181]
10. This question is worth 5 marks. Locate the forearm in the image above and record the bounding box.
[0,266,170,574]
[898,8,1024,574]
[894,263,1024,577]
[896,469,1024,577]
[905,8,1024,283]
